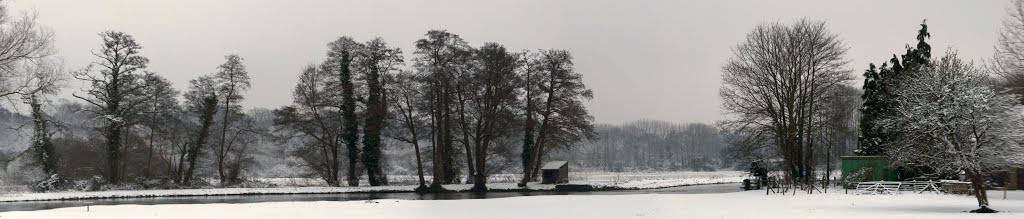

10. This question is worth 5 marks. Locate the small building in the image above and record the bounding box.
[997,167,1024,190]
[840,156,899,185]
[541,161,569,184]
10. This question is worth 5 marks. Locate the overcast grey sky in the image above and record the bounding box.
[8,0,1007,124]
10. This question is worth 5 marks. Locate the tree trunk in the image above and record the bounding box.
[471,138,489,191]
[106,124,122,184]
[29,96,57,176]
[429,96,445,189]
[968,171,990,207]
[183,97,218,186]
[460,121,475,184]
[339,51,360,187]
[174,142,187,184]
[146,127,155,178]
[413,136,426,188]
[217,101,232,185]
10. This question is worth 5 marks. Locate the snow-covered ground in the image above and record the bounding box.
[0,171,745,202]
[4,190,1023,218]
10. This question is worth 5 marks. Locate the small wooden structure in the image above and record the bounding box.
[541,161,569,184]
[941,180,973,195]
[1000,167,1024,190]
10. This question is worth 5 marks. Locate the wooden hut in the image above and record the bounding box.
[541,161,569,184]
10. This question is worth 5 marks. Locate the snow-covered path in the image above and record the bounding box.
[4,190,1023,218]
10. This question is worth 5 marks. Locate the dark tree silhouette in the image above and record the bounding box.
[73,31,150,184]
[858,21,931,156]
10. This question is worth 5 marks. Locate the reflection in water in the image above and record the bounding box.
[0,183,741,212]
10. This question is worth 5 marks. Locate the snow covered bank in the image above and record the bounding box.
[4,190,1023,218]
[0,171,744,202]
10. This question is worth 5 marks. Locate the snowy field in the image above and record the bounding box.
[0,171,745,202]
[4,190,1023,218]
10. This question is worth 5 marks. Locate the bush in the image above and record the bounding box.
[32,174,71,192]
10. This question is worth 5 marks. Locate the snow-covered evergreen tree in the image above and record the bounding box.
[858,21,932,156]
[879,51,1024,210]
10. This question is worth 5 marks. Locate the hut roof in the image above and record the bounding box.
[541,161,568,170]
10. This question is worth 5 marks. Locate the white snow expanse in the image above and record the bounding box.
[3,190,1024,218]
[0,171,745,202]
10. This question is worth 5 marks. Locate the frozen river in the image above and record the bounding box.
[0,183,741,212]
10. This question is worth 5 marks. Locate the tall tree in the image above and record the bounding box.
[519,49,596,185]
[180,75,219,185]
[413,30,473,188]
[273,64,344,186]
[27,95,55,176]
[858,21,931,156]
[520,52,539,182]
[719,19,851,184]
[327,36,363,186]
[387,71,429,190]
[464,43,521,191]
[213,54,251,185]
[138,73,180,177]
[73,31,150,184]
[22,59,64,178]
[357,38,403,186]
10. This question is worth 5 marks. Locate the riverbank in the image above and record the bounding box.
[0,172,745,202]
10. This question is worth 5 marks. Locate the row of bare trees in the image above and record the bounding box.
[71,31,258,186]
[0,1,596,190]
[278,30,596,191]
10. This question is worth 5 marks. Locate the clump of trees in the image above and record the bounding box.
[0,26,598,192]
[858,22,932,156]
[880,51,1024,210]
[275,30,596,191]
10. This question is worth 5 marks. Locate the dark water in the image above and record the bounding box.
[0,183,741,212]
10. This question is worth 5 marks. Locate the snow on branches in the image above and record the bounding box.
[879,51,1024,207]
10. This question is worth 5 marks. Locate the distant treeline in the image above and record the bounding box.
[551,120,732,172]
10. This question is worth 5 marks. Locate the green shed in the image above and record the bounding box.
[841,156,899,185]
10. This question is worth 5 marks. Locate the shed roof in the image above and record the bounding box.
[541,161,568,170]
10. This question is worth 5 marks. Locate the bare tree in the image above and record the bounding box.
[180,75,218,185]
[73,31,150,184]
[137,73,180,178]
[719,19,852,185]
[386,71,429,190]
[519,49,596,186]
[461,43,522,191]
[0,4,61,177]
[414,30,473,189]
[22,59,65,178]
[0,3,55,101]
[273,64,344,186]
[213,54,251,185]
[993,0,1024,102]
